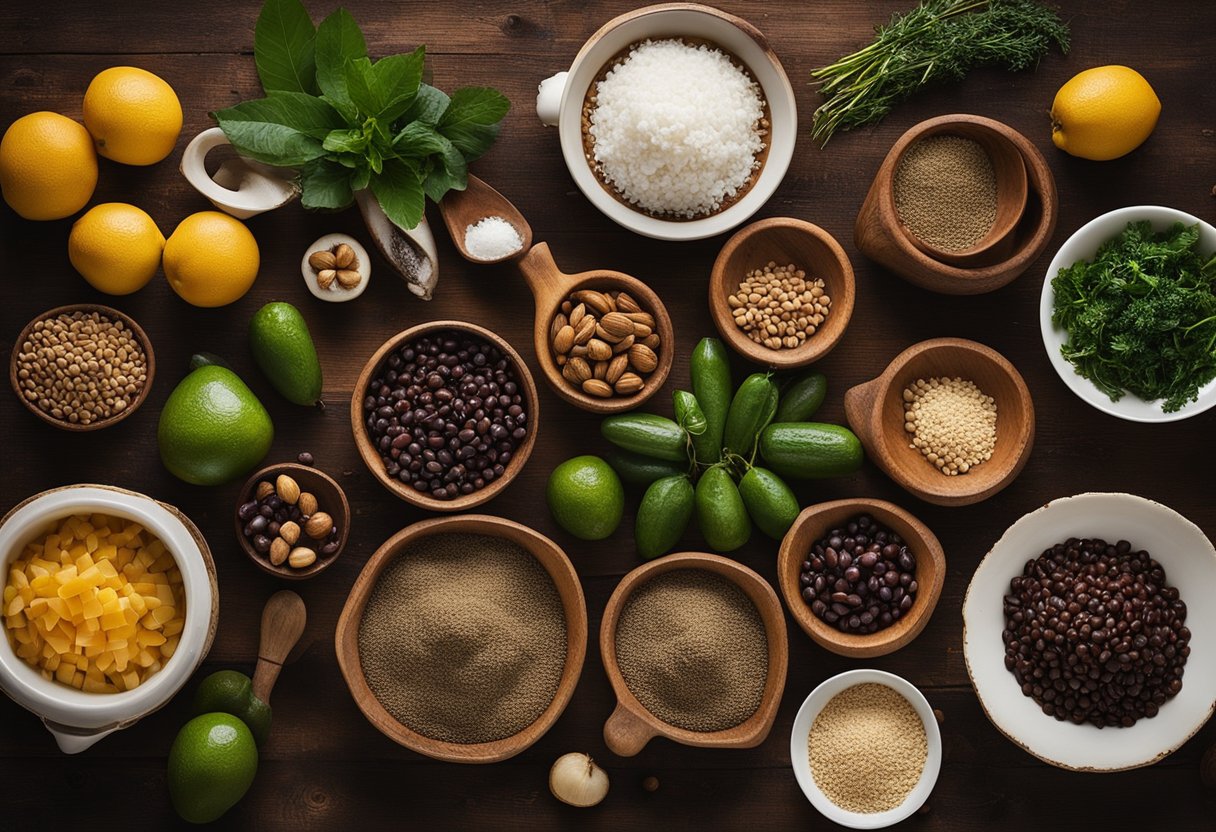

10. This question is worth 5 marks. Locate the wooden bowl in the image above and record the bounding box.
[350,320,540,511]
[10,303,155,432]
[843,338,1035,507]
[517,243,675,413]
[334,514,587,763]
[777,499,946,658]
[599,552,788,756]
[854,114,1058,295]
[709,218,855,369]
[234,463,351,580]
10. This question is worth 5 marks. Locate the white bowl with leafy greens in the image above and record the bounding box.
[1040,205,1216,422]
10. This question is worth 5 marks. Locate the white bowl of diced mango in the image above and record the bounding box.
[0,485,217,753]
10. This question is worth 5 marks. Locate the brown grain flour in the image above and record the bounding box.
[357,533,566,744]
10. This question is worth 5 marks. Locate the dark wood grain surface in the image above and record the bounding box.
[3,1,1215,828]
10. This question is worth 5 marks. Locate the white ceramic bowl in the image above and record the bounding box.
[535,3,796,241]
[790,669,942,829]
[1039,205,1216,422]
[963,492,1216,771]
[0,485,216,753]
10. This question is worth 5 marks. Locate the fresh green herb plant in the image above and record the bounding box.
[213,0,509,230]
[1052,221,1216,413]
[810,0,1068,145]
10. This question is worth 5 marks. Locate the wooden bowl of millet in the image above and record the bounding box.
[235,463,351,580]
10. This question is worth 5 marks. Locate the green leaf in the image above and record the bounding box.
[214,92,343,139]
[371,159,425,230]
[344,57,379,117]
[299,158,354,209]
[213,96,331,166]
[401,84,449,124]
[392,121,448,156]
[254,0,317,94]
[439,87,509,160]
[314,7,367,118]
[322,127,368,154]
[371,48,425,121]
[351,165,371,192]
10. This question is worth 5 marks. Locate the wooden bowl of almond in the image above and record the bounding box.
[235,462,351,580]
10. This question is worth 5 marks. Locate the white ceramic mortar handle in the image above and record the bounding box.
[180,127,299,219]
[536,72,568,127]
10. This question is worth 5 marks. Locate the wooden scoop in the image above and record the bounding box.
[251,590,307,705]
[438,175,534,264]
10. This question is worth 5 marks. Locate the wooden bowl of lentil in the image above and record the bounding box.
[333,514,587,763]
[709,217,856,369]
[599,552,788,756]
[10,304,155,431]
[777,498,946,658]
[843,338,1035,507]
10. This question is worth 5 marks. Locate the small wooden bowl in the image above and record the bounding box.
[234,463,351,580]
[334,514,588,763]
[10,303,156,432]
[844,338,1035,507]
[777,498,946,658]
[599,552,788,756]
[855,114,1058,295]
[709,218,855,369]
[516,242,675,413]
[350,320,540,511]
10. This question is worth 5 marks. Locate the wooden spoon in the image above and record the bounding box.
[251,590,307,705]
[438,175,533,264]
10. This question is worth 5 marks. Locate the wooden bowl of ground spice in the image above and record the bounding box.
[599,552,788,756]
[709,217,855,369]
[843,338,1035,507]
[10,304,155,431]
[334,514,587,763]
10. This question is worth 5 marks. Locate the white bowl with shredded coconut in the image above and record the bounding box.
[535,4,796,241]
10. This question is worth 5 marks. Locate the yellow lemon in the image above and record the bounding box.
[68,203,165,295]
[0,112,98,220]
[164,211,260,307]
[82,67,183,166]
[1050,66,1161,161]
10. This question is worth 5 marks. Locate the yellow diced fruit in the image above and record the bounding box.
[95,651,114,672]
[97,587,118,607]
[156,585,174,606]
[121,670,140,690]
[82,677,109,694]
[81,595,103,620]
[6,595,25,617]
[137,630,166,647]
[85,534,99,553]
[161,618,184,637]
[161,636,179,658]
[64,596,83,617]
[152,605,176,625]
[8,569,29,590]
[55,663,76,685]
[3,586,15,604]
[96,559,118,578]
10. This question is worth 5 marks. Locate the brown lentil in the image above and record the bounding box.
[808,683,928,814]
[903,377,997,475]
[893,134,997,253]
[1002,537,1190,728]
[550,289,661,398]
[15,310,148,426]
[357,533,566,744]
[728,262,831,350]
[614,570,767,733]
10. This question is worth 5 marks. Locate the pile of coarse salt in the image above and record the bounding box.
[588,39,766,219]
[464,216,524,261]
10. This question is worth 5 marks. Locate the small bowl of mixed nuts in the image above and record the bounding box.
[301,234,371,302]
[10,304,155,431]
[235,461,351,580]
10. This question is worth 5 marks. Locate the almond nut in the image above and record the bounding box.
[614,373,644,395]
[624,311,655,329]
[592,360,608,381]
[308,250,337,272]
[276,475,301,504]
[606,354,630,385]
[270,537,290,566]
[611,333,635,354]
[615,291,641,313]
[288,547,317,569]
[569,303,586,329]
[582,378,613,398]
[333,243,357,270]
[575,290,614,316]
[587,338,613,362]
[600,311,635,340]
[317,269,337,290]
[562,362,583,385]
[565,357,592,385]
[632,323,653,340]
[556,354,568,366]
[549,312,568,342]
[336,269,362,289]
[573,316,597,345]
[255,480,275,501]
[304,512,334,540]
[570,344,590,358]
[642,334,661,349]
[629,343,659,374]
[553,325,575,354]
[298,492,318,517]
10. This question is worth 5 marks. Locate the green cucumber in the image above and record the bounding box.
[775,371,827,423]
[635,475,695,559]
[758,422,865,479]
[690,338,732,464]
[604,448,688,487]
[723,373,779,459]
[738,466,800,540]
[695,466,751,552]
[601,414,688,463]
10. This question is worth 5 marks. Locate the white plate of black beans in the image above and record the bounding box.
[963,492,1216,771]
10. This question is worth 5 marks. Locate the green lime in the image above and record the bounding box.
[157,365,274,485]
[546,455,624,540]
[192,670,272,746]
[168,712,258,824]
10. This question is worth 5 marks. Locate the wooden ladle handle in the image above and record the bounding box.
[515,242,571,310]
[603,702,658,757]
[251,590,307,704]
[843,376,884,453]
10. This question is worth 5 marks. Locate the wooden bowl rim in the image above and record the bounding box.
[850,337,1036,505]
[599,552,789,747]
[234,462,351,580]
[333,514,588,763]
[709,217,856,369]
[776,498,946,658]
[349,320,540,511]
[9,303,156,432]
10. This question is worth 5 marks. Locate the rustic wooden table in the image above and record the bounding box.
[3,1,1215,828]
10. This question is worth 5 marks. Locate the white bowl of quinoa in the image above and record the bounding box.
[535,3,796,241]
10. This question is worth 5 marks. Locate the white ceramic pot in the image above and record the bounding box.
[535,3,797,241]
[0,485,217,753]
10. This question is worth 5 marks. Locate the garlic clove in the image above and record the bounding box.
[549,752,609,808]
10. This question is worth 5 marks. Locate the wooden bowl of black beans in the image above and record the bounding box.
[351,321,540,512]
[777,498,946,658]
